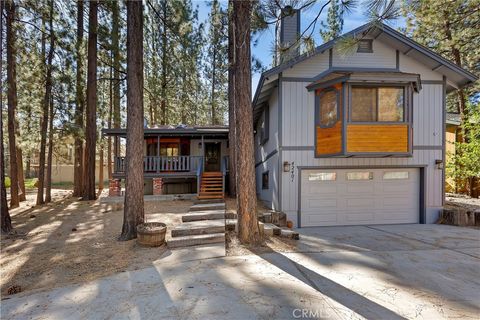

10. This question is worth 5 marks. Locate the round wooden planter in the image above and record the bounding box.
[137,222,167,247]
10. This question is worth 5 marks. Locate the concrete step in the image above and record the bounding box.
[182,210,225,222]
[193,199,225,205]
[167,233,225,249]
[171,220,225,237]
[190,203,226,211]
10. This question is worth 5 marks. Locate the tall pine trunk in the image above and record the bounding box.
[1,2,12,233]
[112,1,121,164]
[6,0,19,208]
[83,0,98,200]
[36,0,54,205]
[233,0,260,244]
[107,61,113,180]
[73,0,85,197]
[17,149,25,201]
[45,96,54,203]
[211,49,217,125]
[227,0,236,196]
[99,144,104,191]
[119,0,145,241]
[160,0,168,125]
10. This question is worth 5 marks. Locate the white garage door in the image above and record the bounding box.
[301,168,420,227]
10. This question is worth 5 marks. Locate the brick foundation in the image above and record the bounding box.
[153,178,164,195]
[109,179,121,197]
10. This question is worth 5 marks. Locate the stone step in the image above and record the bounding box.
[167,233,225,249]
[171,220,225,237]
[189,203,226,211]
[280,229,300,240]
[182,210,225,222]
[225,212,237,219]
[225,219,237,231]
[263,223,281,236]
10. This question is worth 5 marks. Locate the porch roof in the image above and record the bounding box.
[102,125,229,139]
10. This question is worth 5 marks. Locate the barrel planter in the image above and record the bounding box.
[137,222,167,247]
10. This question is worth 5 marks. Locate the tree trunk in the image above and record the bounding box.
[112,1,121,159]
[108,60,113,180]
[45,96,54,203]
[6,0,19,208]
[211,49,217,125]
[17,148,26,201]
[83,0,98,201]
[1,2,13,233]
[227,0,236,197]
[233,0,260,244]
[160,0,168,125]
[36,0,54,206]
[119,0,145,241]
[99,144,104,191]
[73,0,85,197]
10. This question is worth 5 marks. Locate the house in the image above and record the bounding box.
[253,12,477,227]
[103,125,229,199]
[445,113,461,193]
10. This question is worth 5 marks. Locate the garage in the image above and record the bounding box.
[301,168,420,227]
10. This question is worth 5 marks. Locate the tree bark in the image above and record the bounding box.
[108,60,113,180]
[119,0,145,241]
[36,0,54,205]
[233,0,260,244]
[17,148,26,201]
[6,0,19,208]
[45,96,54,203]
[227,0,237,197]
[1,1,13,233]
[99,144,104,191]
[73,0,85,197]
[160,0,168,125]
[112,1,121,158]
[83,0,98,201]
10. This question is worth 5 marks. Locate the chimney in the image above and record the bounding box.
[278,6,300,64]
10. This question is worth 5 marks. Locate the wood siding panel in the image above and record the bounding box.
[347,124,409,153]
[413,84,443,146]
[283,53,329,78]
[332,39,396,69]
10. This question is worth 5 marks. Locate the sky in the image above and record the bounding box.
[194,0,406,92]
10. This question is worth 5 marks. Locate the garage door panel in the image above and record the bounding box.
[301,168,420,227]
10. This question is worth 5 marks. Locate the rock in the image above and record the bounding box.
[271,211,287,227]
[7,285,22,295]
[280,229,299,240]
[29,215,36,219]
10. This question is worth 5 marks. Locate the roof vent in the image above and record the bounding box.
[357,39,373,53]
[278,6,300,64]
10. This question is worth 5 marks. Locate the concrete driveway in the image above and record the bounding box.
[1,224,479,320]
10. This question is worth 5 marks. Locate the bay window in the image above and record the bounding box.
[351,86,405,122]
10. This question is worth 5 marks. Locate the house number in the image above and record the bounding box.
[290,161,295,182]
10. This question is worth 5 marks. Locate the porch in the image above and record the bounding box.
[102,126,230,198]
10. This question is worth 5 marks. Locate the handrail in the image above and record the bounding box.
[114,156,203,174]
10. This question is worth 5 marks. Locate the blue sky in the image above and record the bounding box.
[195,1,406,91]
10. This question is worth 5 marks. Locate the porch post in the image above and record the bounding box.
[157,135,160,173]
[201,135,204,171]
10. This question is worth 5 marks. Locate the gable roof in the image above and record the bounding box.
[253,22,477,118]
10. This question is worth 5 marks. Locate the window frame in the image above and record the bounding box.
[316,87,340,129]
[262,171,269,190]
[348,83,410,124]
[260,104,270,145]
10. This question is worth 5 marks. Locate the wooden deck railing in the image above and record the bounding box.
[114,156,203,174]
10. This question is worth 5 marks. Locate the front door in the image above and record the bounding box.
[204,142,221,172]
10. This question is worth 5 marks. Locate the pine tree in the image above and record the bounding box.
[120,0,145,241]
[320,0,344,42]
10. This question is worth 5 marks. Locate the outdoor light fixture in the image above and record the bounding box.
[283,161,290,172]
[435,159,443,170]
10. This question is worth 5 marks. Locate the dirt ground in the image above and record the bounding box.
[1,190,191,297]
[224,197,299,256]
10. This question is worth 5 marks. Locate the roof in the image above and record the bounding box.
[253,22,478,122]
[102,125,229,138]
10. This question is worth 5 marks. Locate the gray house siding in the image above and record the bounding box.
[255,87,280,210]
[269,38,446,227]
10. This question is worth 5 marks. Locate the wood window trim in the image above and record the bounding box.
[316,87,340,129]
[347,83,411,124]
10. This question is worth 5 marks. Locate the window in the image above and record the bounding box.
[383,171,409,180]
[262,171,269,189]
[346,172,373,180]
[318,89,339,127]
[357,39,373,53]
[260,105,269,144]
[351,86,404,122]
[308,172,336,181]
[160,143,179,157]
